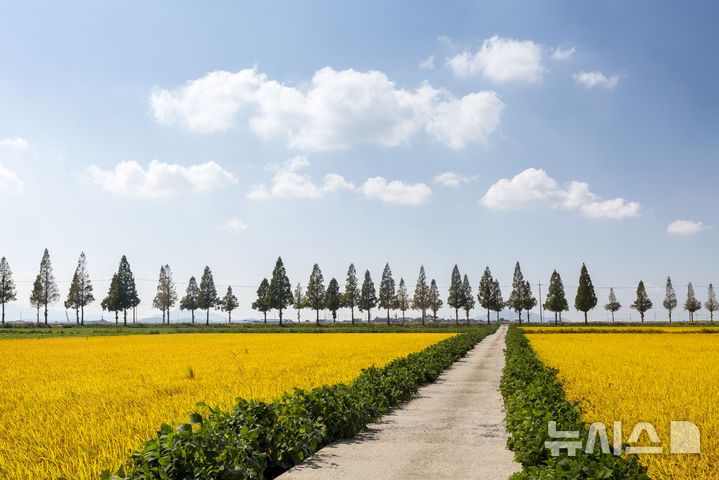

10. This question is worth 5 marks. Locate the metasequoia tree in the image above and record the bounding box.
[197,266,218,325]
[604,287,621,322]
[378,263,396,325]
[412,266,430,325]
[358,270,377,323]
[395,278,410,324]
[305,264,326,325]
[342,264,360,325]
[663,277,677,322]
[544,270,569,324]
[325,278,341,322]
[461,274,474,323]
[447,265,463,325]
[219,286,239,323]
[0,257,17,325]
[630,280,653,323]
[180,276,200,324]
[477,267,494,325]
[267,257,293,326]
[684,282,701,322]
[574,263,597,324]
[428,279,443,321]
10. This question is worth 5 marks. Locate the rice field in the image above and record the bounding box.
[0,332,454,480]
[527,333,719,479]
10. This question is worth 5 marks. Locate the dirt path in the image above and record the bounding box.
[277,325,520,480]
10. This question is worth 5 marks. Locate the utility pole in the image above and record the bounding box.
[538,282,543,323]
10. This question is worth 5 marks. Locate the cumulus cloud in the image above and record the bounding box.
[221,218,249,235]
[480,168,640,219]
[85,160,237,198]
[0,165,23,196]
[360,177,431,205]
[667,220,704,235]
[446,35,544,83]
[150,66,503,151]
[573,71,620,90]
[419,55,435,70]
[551,46,576,61]
[433,171,475,187]
[0,137,28,148]
[247,156,354,200]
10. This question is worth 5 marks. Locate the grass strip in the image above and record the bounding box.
[501,325,650,479]
[104,324,498,479]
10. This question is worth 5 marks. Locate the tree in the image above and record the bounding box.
[116,255,139,326]
[477,267,494,325]
[544,270,568,324]
[447,265,463,325]
[30,274,43,323]
[574,263,597,324]
[428,279,443,321]
[604,287,621,322]
[412,266,430,325]
[395,278,410,324]
[684,282,701,322]
[378,263,396,325]
[0,257,17,324]
[461,274,474,323]
[252,278,270,324]
[663,277,678,322]
[325,278,341,322]
[180,276,200,324]
[630,280,653,322]
[219,286,239,323]
[305,264,326,325]
[267,257,293,326]
[197,266,219,325]
[152,264,177,325]
[342,264,360,325]
[36,249,60,324]
[490,279,504,322]
[293,283,305,323]
[101,273,121,323]
[706,284,719,323]
[506,262,527,324]
[358,269,377,323]
[522,281,537,324]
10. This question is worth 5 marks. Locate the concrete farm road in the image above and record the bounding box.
[278,325,520,480]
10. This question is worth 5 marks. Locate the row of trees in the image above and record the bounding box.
[1,252,718,324]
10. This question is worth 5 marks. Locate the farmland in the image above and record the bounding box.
[0,332,454,480]
[526,332,719,479]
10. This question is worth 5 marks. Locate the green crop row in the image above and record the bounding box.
[103,324,498,480]
[500,326,649,479]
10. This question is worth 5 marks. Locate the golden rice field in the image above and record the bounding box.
[0,332,453,480]
[527,333,719,480]
[523,325,719,333]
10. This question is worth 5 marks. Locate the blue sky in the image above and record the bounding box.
[1,0,718,322]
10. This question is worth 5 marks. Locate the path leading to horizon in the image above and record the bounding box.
[278,325,520,480]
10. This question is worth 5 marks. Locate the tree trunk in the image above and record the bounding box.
[559,311,562,323]
[44,302,48,324]
[668,310,672,323]
[36,307,40,323]
[351,306,355,325]
[487,308,490,325]
[466,311,470,324]
[611,311,615,322]
[584,311,588,324]
[162,309,166,325]
[496,311,499,322]
[526,310,530,324]
[123,309,127,326]
[263,311,266,324]
[555,312,558,325]
[518,310,522,324]
[367,309,371,323]
[279,308,283,326]
[206,309,209,326]
[421,309,425,325]
[228,311,232,323]
[192,309,195,324]
[387,308,390,326]
[401,309,406,324]
[75,308,79,324]
[115,311,118,323]
[1,301,4,324]
[316,309,320,326]
[455,309,459,326]
[81,304,84,326]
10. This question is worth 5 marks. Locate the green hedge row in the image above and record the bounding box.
[104,325,498,480]
[500,326,650,479]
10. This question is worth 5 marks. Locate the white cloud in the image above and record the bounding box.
[247,156,354,200]
[573,71,620,90]
[667,220,704,235]
[419,55,435,70]
[150,66,503,151]
[221,218,249,235]
[480,168,640,219]
[0,137,28,149]
[86,160,237,198]
[425,91,504,149]
[446,35,544,83]
[0,165,23,196]
[360,177,431,205]
[434,171,475,188]
[551,46,576,61]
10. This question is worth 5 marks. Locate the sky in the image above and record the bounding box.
[1,0,718,322]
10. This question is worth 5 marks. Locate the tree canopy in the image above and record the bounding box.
[574,263,597,324]
[630,280,653,322]
[358,269,377,323]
